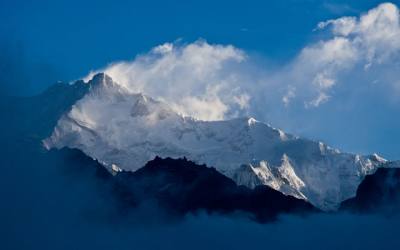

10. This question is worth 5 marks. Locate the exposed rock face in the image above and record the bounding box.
[341,167,400,212]
[113,156,317,222]
[44,73,397,211]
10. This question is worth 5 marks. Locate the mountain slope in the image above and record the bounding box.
[114,156,316,222]
[0,87,313,226]
[0,80,89,145]
[340,166,400,212]
[44,73,398,210]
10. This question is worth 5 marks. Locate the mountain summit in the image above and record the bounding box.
[44,73,398,210]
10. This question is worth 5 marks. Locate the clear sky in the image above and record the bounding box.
[1,0,399,159]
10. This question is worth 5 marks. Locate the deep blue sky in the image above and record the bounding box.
[0,0,386,94]
[1,0,399,159]
[1,2,400,249]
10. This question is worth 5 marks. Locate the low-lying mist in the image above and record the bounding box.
[1,136,399,250]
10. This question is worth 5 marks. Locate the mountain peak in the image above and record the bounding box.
[86,72,124,92]
[45,75,398,211]
[247,117,257,126]
[370,153,387,163]
[83,72,130,97]
[89,73,114,86]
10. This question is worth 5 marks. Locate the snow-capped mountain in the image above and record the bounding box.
[44,73,398,210]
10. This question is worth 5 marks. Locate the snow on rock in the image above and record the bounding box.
[44,73,393,211]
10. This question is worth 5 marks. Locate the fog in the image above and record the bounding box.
[1,137,399,250]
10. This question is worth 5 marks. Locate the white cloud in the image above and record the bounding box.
[86,41,248,121]
[152,42,174,54]
[284,2,400,107]
[282,86,296,107]
[233,93,250,110]
[317,17,357,36]
[83,3,400,121]
[306,92,330,108]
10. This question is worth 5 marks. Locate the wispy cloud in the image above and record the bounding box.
[84,3,400,121]
[85,40,251,121]
[322,2,359,15]
[281,2,400,107]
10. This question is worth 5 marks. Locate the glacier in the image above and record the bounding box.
[44,73,398,211]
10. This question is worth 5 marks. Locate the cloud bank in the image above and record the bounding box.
[83,3,400,134]
[298,2,400,106]
[85,41,249,121]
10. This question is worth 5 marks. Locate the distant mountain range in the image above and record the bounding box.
[44,73,399,210]
[1,73,400,222]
